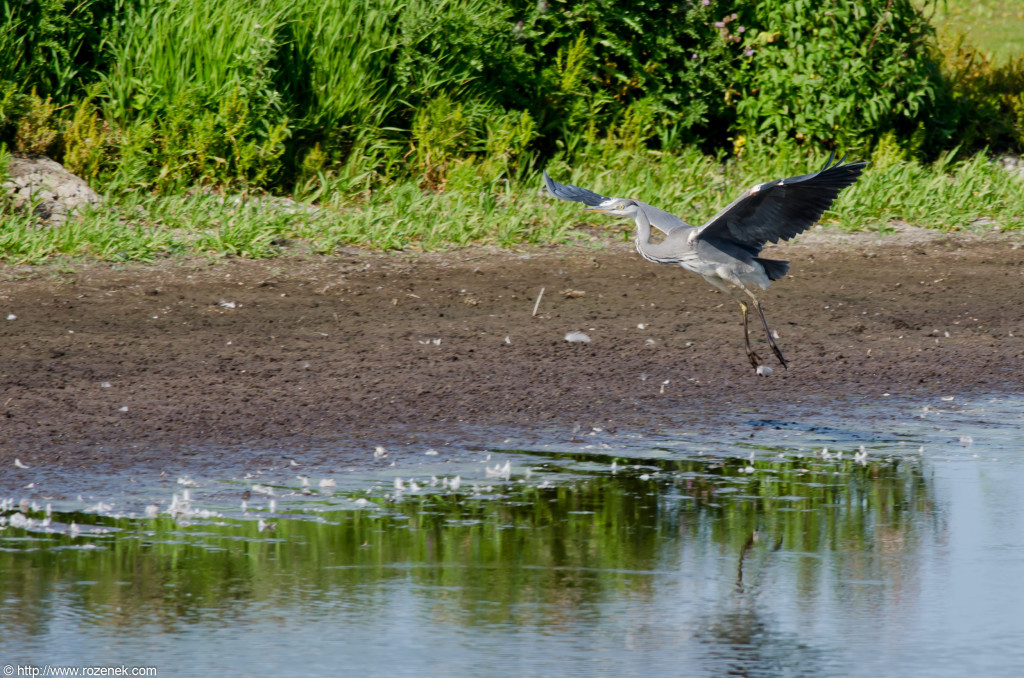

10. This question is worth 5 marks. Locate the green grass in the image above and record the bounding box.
[926,0,1024,64]
[3,147,1021,264]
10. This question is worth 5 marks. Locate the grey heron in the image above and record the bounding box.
[543,153,866,371]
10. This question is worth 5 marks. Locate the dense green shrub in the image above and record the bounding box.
[0,0,116,145]
[0,0,114,100]
[276,0,402,156]
[512,0,742,152]
[0,0,1020,196]
[731,0,937,151]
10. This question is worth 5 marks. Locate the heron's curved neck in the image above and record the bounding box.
[633,207,654,248]
[633,206,689,265]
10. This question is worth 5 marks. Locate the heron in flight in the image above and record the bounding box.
[543,153,866,372]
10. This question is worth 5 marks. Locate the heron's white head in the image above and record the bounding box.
[584,198,639,217]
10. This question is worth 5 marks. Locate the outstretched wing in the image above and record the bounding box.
[543,170,691,235]
[542,170,608,206]
[695,152,867,255]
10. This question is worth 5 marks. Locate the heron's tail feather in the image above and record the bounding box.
[754,257,789,281]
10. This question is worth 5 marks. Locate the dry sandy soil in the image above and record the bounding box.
[2,227,1023,473]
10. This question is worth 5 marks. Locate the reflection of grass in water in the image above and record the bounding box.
[0,450,934,633]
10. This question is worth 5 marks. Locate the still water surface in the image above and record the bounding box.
[2,394,1023,677]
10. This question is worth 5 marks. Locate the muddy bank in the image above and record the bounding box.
[1,229,1022,470]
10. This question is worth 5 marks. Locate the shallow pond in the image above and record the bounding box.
[2,394,1023,677]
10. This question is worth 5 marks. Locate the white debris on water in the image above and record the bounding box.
[564,331,591,343]
[6,313,16,320]
[485,460,512,481]
[161,490,219,521]
[14,458,29,469]
[100,381,112,388]
[168,491,190,515]
[251,484,275,496]
[9,513,31,529]
[177,476,198,487]
[219,300,236,309]
[959,436,974,446]
[319,478,336,489]
[373,446,388,459]
[756,365,773,376]
[394,477,404,491]
[424,449,439,456]
[144,504,160,518]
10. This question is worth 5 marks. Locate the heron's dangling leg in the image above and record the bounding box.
[704,276,761,368]
[743,288,788,369]
[737,298,762,369]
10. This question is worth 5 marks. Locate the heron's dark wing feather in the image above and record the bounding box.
[543,170,691,235]
[695,154,867,255]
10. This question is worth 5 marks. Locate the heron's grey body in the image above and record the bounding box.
[543,153,866,371]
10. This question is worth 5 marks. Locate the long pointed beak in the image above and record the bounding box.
[583,206,610,214]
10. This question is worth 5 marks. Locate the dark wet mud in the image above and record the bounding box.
[2,230,1022,471]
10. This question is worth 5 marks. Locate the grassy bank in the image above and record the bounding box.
[2,146,1021,264]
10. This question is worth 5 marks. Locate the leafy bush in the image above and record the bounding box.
[0,0,113,100]
[394,0,533,110]
[0,0,1020,199]
[97,0,292,189]
[513,0,741,151]
[63,89,109,181]
[13,89,58,154]
[732,0,937,151]
[275,0,402,156]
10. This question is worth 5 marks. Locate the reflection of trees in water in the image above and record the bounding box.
[0,449,939,651]
[680,528,827,678]
[667,452,939,677]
